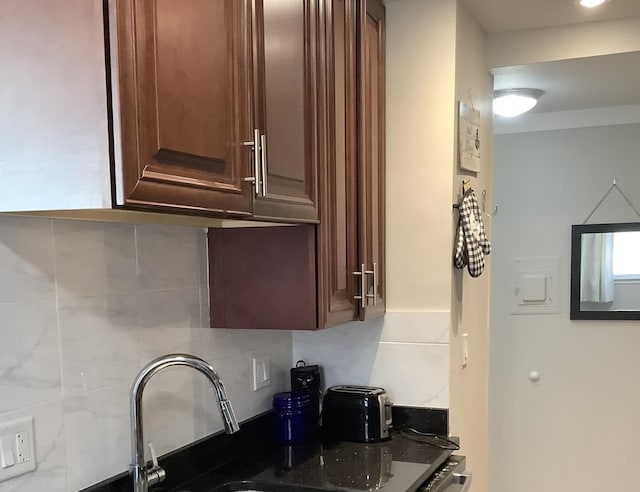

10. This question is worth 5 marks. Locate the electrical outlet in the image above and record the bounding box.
[15,432,29,464]
[0,416,36,482]
[252,354,271,391]
[462,333,469,368]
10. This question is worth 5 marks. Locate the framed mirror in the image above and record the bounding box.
[571,223,640,320]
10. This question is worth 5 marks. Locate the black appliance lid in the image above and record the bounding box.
[327,385,387,396]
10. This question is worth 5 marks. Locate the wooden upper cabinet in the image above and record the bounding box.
[250,0,320,222]
[319,0,385,327]
[358,0,385,320]
[319,0,359,327]
[114,0,253,216]
[0,0,320,221]
[114,0,319,222]
[207,0,386,331]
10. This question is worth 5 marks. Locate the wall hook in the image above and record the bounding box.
[481,189,498,217]
[452,184,498,218]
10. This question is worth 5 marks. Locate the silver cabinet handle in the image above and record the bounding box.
[260,134,267,196]
[352,264,366,308]
[241,129,261,196]
[364,262,377,306]
[373,262,378,305]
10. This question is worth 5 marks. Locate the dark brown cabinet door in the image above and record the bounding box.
[319,0,385,326]
[209,225,316,330]
[115,0,253,216]
[250,0,320,222]
[319,0,359,327]
[357,0,385,320]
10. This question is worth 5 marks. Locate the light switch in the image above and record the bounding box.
[252,354,271,391]
[520,273,547,302]
[0,436,14,469]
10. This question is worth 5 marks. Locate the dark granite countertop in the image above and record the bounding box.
[83,407,452,492]
[168,432,453,492]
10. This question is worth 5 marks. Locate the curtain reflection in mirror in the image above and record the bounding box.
[580,233,614,304]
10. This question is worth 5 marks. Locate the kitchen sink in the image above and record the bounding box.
[207,480,328,492]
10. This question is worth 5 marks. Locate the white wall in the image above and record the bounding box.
[0,216,292,492]
[449,5,493,492]
[385,0,457,311]
[490,123,640,492]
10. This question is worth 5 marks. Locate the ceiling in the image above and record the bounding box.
[461,0,640,117]
[462,0,640,33]
[492,51,640,114]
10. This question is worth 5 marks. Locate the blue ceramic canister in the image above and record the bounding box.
[272,392,311,444]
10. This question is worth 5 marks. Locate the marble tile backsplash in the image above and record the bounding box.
[292,311,450,409]
[0,215,292,492]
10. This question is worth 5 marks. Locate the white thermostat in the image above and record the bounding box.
[510,256,561,315]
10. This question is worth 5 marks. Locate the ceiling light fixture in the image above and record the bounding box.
[493,89,544,118]
[579,0,607,8]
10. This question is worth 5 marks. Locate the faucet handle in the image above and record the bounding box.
[146,442,166,487]
[148,442,159,468]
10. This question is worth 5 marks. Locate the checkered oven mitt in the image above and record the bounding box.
[454,188,491,277]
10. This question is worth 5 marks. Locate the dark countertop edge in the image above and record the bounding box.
[405,448,453,492]
[82,406,449,492]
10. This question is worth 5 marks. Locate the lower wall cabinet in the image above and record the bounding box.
[208,226,317,330]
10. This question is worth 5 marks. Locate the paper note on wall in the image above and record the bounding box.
[458,101,481,173]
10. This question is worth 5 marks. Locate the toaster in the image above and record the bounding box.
[322,385,392,442]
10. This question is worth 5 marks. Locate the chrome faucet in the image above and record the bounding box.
[130,354,240,492]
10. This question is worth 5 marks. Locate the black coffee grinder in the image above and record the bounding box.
[290,360,322,435]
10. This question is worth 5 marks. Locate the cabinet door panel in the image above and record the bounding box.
[252,0,319,222]
[154,1,228,163]
[209,225,317,330]
[116,0,252,215]
[262,0,305,186]
[358,0,385,320]
[319,0,359,327]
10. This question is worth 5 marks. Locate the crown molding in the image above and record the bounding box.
[494,104,640,135]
